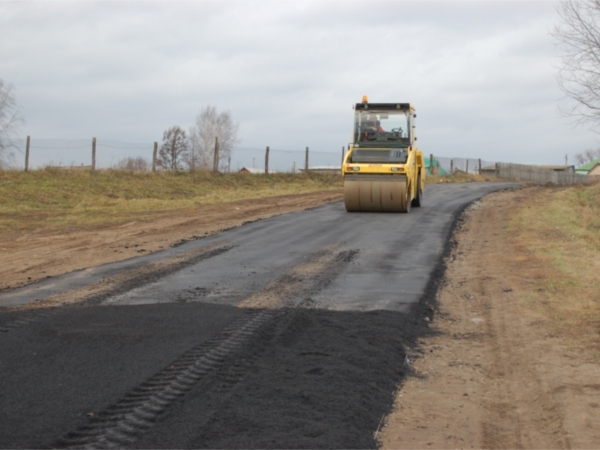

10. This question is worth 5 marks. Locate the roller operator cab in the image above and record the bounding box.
[342,97,425,212]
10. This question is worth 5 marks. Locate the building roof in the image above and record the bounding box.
[239,167,264,174]
[538,165,574,171]
[575,158,600,173]
[239,167,290,174]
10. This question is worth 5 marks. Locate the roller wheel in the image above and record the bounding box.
[344,175,410,213]
[411,175,423,207]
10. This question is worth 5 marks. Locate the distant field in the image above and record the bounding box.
[508,181,600,350]
[0,169,342,234]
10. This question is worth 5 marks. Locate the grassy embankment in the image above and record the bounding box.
[0,168,496,235]
[508,181,600,352]
[0,168,342,234]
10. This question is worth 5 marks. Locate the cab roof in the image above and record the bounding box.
[355,102,414,112]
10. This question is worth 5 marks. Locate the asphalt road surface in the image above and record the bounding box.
[0,182,516,449]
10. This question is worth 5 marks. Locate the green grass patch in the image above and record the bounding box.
[0,168,342,234]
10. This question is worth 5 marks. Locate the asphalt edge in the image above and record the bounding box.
[374,186,521,446]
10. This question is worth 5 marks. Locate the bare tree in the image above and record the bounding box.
[188,106,239,171]
[552,1,600,129]
[574,152,587,166]
[0,79,24,168]
[116,156,150,172]
[158,126,189,171]
[585,148,598,161]
[574,147,600,165]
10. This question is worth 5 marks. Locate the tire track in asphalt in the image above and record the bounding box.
[53,245,358,449]
[238,244,358,309]
[0,243,233,320]
[55,309,276,449]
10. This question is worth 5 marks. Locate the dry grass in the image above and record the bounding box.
[0,168,342,234]
[508,183,600,349]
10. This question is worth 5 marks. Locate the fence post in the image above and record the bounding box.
[92,137,96,170]
[466,159,469,174]
[429,153,433,175]
[495,162,499,178]
[450,159,454,174]
[304,146,309,173]
[152,142,158,172]
[213,137,219,173]
[265,146,270,174]
[228,156,231,173]
[478,158,482,175]
[25,136,30,172]
[341,146,345,166]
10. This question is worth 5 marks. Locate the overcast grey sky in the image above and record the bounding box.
[1,0,597,166]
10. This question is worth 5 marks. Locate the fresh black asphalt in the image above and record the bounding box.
[0,182,517,448]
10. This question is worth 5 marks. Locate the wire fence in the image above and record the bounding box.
[7,138,497,174]
[7,136,591,185]
[427,156,497,176]
[10,137,346,173]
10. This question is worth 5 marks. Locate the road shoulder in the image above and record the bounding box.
[379,188,600,449]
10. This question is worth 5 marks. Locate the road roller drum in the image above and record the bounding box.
[344,174,409,213]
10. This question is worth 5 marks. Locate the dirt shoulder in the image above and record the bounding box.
[0,190,342,291]
[379,187,600,449]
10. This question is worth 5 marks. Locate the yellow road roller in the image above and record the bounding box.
[342,97,424,213]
